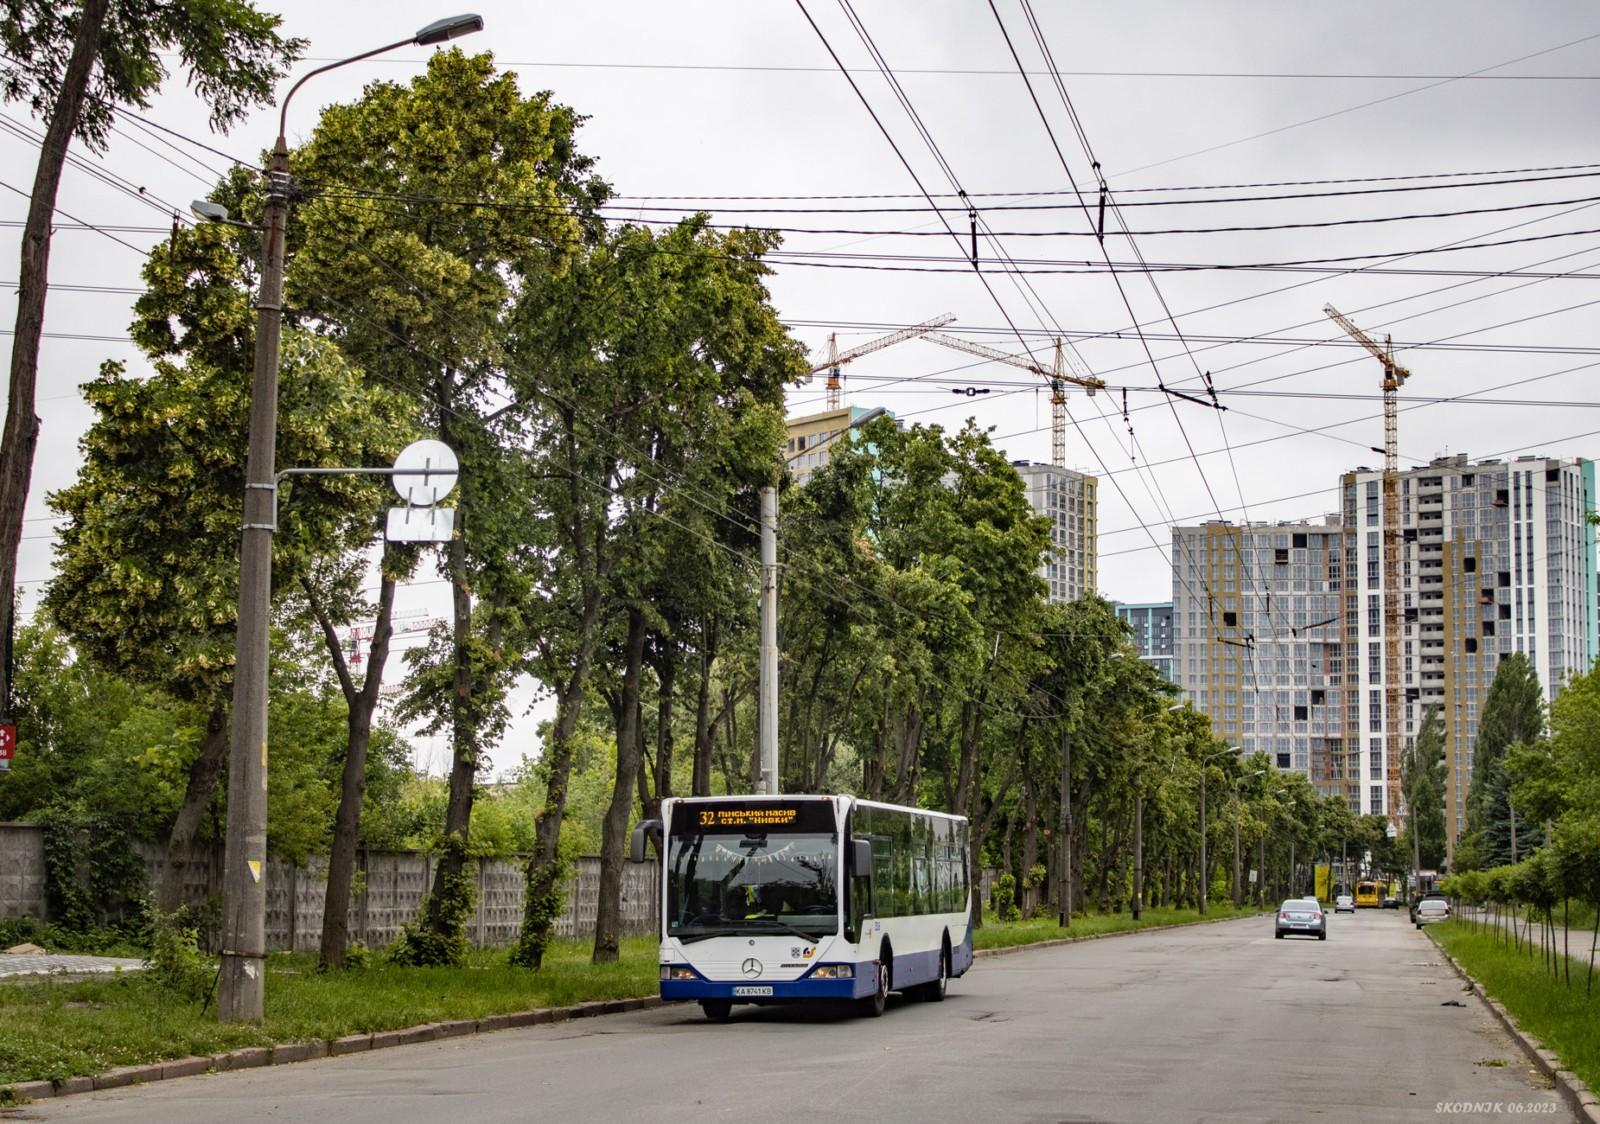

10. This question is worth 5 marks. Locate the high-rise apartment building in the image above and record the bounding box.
[786,406,885,486]
[1341,454,1596,853]
[1114,602,1175,682]
[1171,518,1350,789]
[1012,460,1097,603]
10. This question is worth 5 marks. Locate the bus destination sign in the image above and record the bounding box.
[671,799,835,834]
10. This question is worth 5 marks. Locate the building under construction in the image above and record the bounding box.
[1341,453,1597,857]
[1170,517,1350,795]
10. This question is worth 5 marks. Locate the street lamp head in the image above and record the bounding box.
[413,13,484,45]
[190,199,231,223]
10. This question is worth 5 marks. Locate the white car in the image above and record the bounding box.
[1334,894,1355,913]
[1414,898,1451,929]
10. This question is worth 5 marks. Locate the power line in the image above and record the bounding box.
[610,161,1600,202]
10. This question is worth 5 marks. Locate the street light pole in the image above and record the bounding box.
[759,407,886,796]
[215,13,484,1024]
[758,485,778,795]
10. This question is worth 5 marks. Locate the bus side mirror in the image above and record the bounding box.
[851,839,872,877]
[630,819,662,863]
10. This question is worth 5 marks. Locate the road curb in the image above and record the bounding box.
[973,909,1271,959]
[1427,931,1600,1124]
[0,994,666,1106]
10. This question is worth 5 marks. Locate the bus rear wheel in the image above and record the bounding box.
[700,999,732,1021]
[858,958,889,1018]
[912,947,948,1002]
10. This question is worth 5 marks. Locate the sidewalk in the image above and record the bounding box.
[0,952,145,980]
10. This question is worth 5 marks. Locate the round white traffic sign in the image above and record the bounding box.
[391,440,458,506]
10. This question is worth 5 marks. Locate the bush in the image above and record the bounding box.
[388,867,475,967]
[992,873,1021,922]
[144,904,215,1005]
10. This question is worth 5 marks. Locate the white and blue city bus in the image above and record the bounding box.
[631,793,973,1020]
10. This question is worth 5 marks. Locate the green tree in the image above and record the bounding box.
[0,0,301,727]
[45,329,413,904]
[288,49,603,963]
[1460,653,1546,869]
[1401,705,1448,872]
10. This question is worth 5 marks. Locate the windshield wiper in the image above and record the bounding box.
[736,918,822,941]
[673,927,743,945]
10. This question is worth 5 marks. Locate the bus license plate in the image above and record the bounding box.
[733,986,773,997]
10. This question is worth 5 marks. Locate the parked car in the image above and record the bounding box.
[1275,898,1326,940]
[1410,891,1448,923]
[1334,894,1355,913]
[1381,895,1403,909]
[1414,897,1451,929]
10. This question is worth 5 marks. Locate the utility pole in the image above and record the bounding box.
[1132,789,1143,921]
[217,135,288,1025]
[1198,767,1208,915]
[759,485,779,795]
[1233,807,1243,909]
[1058,726,1072,927]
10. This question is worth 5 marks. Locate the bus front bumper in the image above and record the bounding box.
[662,969,870,1003]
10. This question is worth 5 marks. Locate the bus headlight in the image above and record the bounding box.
[661,965,698,981]
[809,964,853,979]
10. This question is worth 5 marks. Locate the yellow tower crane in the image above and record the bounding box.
[808,314,957,410]
[1323,304,1412,833]
[919,333,1105,468]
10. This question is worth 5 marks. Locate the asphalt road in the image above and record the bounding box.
[34,911,1571,1124]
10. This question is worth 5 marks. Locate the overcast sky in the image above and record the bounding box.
[5,1,1598,774]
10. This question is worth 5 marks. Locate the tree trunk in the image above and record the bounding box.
[0,0,111,722]
[691,614,717,796]
[651,646,675,814]
[422,510,477,942]
[593,606,648,963]
[159,697,228,910]
[311,568,398,970]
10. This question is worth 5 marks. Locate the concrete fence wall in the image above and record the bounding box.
[0,824,658,949]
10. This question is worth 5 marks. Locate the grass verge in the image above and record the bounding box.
[1430,919,1600,1095]
[974,901,1261,951]
[0,938,657,1088]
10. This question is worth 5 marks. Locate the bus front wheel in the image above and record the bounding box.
[700,999,732,1021]
[859,956,889,1018]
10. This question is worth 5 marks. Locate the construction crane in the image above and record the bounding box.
[1323,304,1412,833]
[345,611,448,668]
[921,332,1105,468]
[807,314,956,410]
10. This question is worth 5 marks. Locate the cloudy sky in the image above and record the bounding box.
[5,1,1598,772]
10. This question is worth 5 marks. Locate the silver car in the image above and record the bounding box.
[1414,897,1451,929]
[1275,898,1326,940]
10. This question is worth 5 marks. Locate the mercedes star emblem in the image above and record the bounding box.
[741,957,763,978]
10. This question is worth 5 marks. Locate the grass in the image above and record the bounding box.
[1430,919,1600,1095]
[973,901,1262,951]
[0,937,658,1089]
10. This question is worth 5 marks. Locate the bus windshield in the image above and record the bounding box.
[666,803,839,941]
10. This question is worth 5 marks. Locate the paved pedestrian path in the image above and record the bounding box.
[0,953,144,979]
[1457,905,1599,968]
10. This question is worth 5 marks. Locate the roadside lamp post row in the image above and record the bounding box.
[1130,702,1184,922]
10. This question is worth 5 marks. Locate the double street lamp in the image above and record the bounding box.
[211,13,484,1025]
